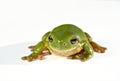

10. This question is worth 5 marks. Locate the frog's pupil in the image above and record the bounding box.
[48,36,53,42]
[71,38,77,44]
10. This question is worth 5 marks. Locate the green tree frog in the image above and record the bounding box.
[22,24,106,62]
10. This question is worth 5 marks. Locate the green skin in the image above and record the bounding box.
[22,24,107,62]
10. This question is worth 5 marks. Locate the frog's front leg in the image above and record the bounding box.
[28,32,51,52]
[68,41,93,62]
[80,41,94,61]
[21,41,49,62]
[22,32,51,62]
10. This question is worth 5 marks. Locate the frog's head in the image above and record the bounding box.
[47,30,79,51]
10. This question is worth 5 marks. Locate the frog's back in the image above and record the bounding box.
[52,24,87,41]
[53,24,79,31]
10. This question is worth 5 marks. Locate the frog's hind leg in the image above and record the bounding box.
[85,32,107,53]
[90,41,107,53]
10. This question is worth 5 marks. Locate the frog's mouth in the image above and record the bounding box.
[49,46,82,57]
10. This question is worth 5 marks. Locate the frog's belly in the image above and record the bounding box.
[50,47,82,57]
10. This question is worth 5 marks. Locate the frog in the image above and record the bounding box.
[21,24,107,62]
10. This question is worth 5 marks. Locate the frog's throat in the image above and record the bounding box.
[49,46,83,57]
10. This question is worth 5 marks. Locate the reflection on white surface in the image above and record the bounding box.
[0,42,120,81]
[0,42,32,64]
[0,42,68,65]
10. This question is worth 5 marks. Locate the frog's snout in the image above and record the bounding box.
[59,41,67,47]
[56,41,68,49]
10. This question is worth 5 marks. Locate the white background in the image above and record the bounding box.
[0,0,120,81]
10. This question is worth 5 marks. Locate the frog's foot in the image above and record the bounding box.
[28,46,36,51]
[68,50,93,62]
[22,54,46,62]
[21,55,38,62]
[90,41,107,53]
[68,54,93,62]
[21,50,51,62]
[21,53,50,62]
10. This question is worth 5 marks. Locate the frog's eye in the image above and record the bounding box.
[70,38,78,44]
[48,36,53,42]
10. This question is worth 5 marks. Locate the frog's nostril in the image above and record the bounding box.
[63,42,67,46]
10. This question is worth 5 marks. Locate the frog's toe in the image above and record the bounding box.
[79,54,93,62]
[79,57,88,62]
[21,56,34,62]
[28,46,35,51]
[68,54,93,62]
[67,55,76,59]
[79,57,91,62]
[27,56,34,62]
[94,47,107,53]
[28,46,35,49]
[90,41,107,53]
[21,56,27,60]
[37,55,43,60]
[100,47,107,53]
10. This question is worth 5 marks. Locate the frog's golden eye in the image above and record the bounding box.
[70,38,78,44]
[48,36,53,42]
